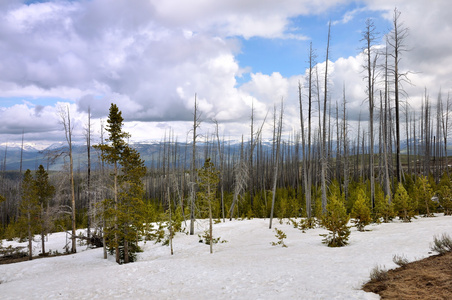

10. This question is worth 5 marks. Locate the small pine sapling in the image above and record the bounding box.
[198,230,226,245]
[351,188,372,231]
[290,218,316,232]
[393,182,416,222]
[271,228,287,247]
[374,194,395,223]
[438,185,452,216]
[197,158,220,254]
[145,222,166,244]
[320,194,350,247]
[415,176,435,217]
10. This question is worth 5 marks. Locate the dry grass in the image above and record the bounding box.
[363,252,452,299]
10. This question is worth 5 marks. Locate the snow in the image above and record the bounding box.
[1,215,451,299]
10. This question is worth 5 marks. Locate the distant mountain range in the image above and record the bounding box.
[0,140,254,171]
[2,139,452,172]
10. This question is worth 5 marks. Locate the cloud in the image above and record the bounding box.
[364,0,452,95]
[0,103,57,135]
[331,7,365,26]
[0,0,450,147]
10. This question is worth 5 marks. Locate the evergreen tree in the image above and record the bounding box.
[197,158,219,254]
[438,173,452,215]
[321,194,350,247]
[351,187,371,231]
[415,175,435,216]
[95,103,130,263]
[35,165,55,255]
[95,104,146,264]
[393,182,416,221]
[117,146,147,263]
[18,169,40,260]
[374,190,395,223]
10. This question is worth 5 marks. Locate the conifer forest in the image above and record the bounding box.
[1,8,452,264]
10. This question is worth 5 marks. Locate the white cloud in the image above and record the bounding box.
[0,0,450,146]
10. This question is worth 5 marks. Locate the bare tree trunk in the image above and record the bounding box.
[168,186,173,255]
[214,120,225,222]
[99,121,107,259]
[299,82,310,218]
[27,210,32,260]
[20,130,24,175]
[342,86,349,203]
[362,18,378,208]
[59,105,77,253]
[190,94,200,235]
[381,91,391,202]
[229,136,247,220]
[249,103,255,208]
[86,107,92,239]
[442,92,451,174]
[320,22,331,213]
[269,101,283,229]
[388,8,409,182]
[114,161,119,263]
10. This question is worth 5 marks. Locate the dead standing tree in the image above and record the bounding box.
[362,18,379,208]
[269,100,284,229]
[189,94,201,235]
[59,105,77,253]
[387,7,410,182]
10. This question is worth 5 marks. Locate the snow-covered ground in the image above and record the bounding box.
[1,215,450,299]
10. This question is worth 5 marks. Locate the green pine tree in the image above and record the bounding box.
[415,175,435,216]
[438,173,452,215]
[95,103,130,263]
[351,187,371,231]
[321,194,350,247]
[393,182,416,222]
[373,183,395,223]
[95,104,147,264]
[117,146,147,263]
[197,158,219,254]
[35,165,55,256]
[18,169,40,260]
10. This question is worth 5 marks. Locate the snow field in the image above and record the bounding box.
[1,215,450,299]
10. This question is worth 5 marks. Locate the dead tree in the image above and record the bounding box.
[387,7,410,182]
[269,100,283,229]
[189,94,201,235]
[362,18,379,208]
[59,105,77,253]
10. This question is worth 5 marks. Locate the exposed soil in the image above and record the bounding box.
[363,252,452,299]
[0,255,36,264]
[0,252,70,265]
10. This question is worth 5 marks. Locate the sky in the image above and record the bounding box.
[0,0,451,149]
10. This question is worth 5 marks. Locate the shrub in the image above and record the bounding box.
[370,265,388,281]
[392,254,409,267]
[430,233,452,255]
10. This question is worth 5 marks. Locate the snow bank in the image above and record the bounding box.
[1,215,450,299]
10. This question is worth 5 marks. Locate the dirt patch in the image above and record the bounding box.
[0,252,71,265]
[363,252,452,299]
